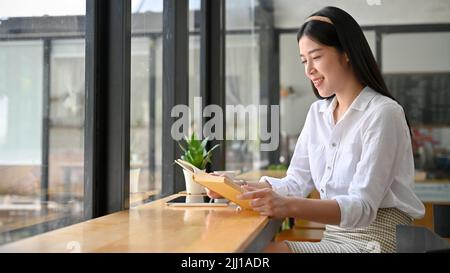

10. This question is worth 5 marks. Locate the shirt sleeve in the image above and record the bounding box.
[332,104,411,228]
[262,107,315,198]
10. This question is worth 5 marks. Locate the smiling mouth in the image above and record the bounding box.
[312,77,324,86]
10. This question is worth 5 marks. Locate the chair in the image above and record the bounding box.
[396,225,450,253]
[433,204,450,239]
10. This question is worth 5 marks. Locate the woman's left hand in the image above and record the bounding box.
[238,185,291,218]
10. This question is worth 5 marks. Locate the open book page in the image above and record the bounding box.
[193,173,251,210]
[174,159,205,174]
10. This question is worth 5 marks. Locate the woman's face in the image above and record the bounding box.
[298,35,351,97]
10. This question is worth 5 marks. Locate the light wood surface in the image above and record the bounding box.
[129,190,158,207]
[0,211,63,234]
[0,194,270,253]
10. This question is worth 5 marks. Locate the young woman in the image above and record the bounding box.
[208,6,425,253]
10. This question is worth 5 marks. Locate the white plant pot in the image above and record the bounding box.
[183,169,206,194]
[129,168,140,193]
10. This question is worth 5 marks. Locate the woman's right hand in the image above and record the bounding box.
[205,187,223,199]
[205,172,228,199]
[206,172,244,199]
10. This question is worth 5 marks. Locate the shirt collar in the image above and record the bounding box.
[350,86,377,111]
[318,86,377,113]
[318,97,333,113]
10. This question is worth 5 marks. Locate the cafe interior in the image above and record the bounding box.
[0,0,449,253]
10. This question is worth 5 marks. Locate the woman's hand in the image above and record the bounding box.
[238,185,292,218]
[205,187,223,199]
[205,172,246,199]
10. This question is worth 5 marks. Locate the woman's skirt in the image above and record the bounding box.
[285,208,413,253]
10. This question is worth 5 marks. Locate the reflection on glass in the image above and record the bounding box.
[130,0,201,205]
[0,0,85,245]
[189,0,201,144]
[130,0,163,206]
[382,32,450,181]
[225,1,261,172]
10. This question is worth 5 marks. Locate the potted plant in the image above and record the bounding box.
[178,133,220,194]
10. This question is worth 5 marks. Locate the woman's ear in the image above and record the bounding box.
[344,53,350,63]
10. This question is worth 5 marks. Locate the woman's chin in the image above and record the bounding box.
[318,89,334,98]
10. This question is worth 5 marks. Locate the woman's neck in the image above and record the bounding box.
[333,80,364,124]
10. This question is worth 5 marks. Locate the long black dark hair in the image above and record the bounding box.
[297,6,412,136]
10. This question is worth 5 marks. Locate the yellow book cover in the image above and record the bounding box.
[193,173,252,210]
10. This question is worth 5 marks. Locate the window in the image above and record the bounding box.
[225,0,262,172]
[129,0,164,205]
[189,0,201,139]
[383,32,450,182]
[129,0,200,203]
[0,1,86,245]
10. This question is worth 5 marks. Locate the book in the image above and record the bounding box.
[193,173,251,210]
[174,159,204,174]
[174,159,251,210]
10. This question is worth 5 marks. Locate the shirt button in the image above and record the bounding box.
[331,143,337,147]
[327,166,332,170]
[320,189,324,193]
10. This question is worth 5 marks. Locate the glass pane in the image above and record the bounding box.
[382,32,450,181]
[130,0,163,206]
[279,33,316,165]
[0,0,85,245]
[225,0,262,173]
[189,0,201,139]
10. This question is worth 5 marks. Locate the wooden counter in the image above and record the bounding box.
[0,193,281,253]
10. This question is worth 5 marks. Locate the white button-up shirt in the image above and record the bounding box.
[263,86,425,229]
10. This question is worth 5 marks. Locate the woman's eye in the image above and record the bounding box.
[301,60,307,64]
[312,56,321,60]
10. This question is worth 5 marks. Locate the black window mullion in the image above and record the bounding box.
[269,30,280,165]
[107,0,131,212]
[162,0,189,196]
[376,29,382,71]
[148,37,156,188]
[84,0,103,220]
[200,0,226,172]
[257,0,280,166]
[41,38,51,210]
[84,0,131,219]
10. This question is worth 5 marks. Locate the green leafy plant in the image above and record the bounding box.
[267,164,288,171]
[178,133,220,170]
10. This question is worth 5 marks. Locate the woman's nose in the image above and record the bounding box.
[306,62,316,75]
